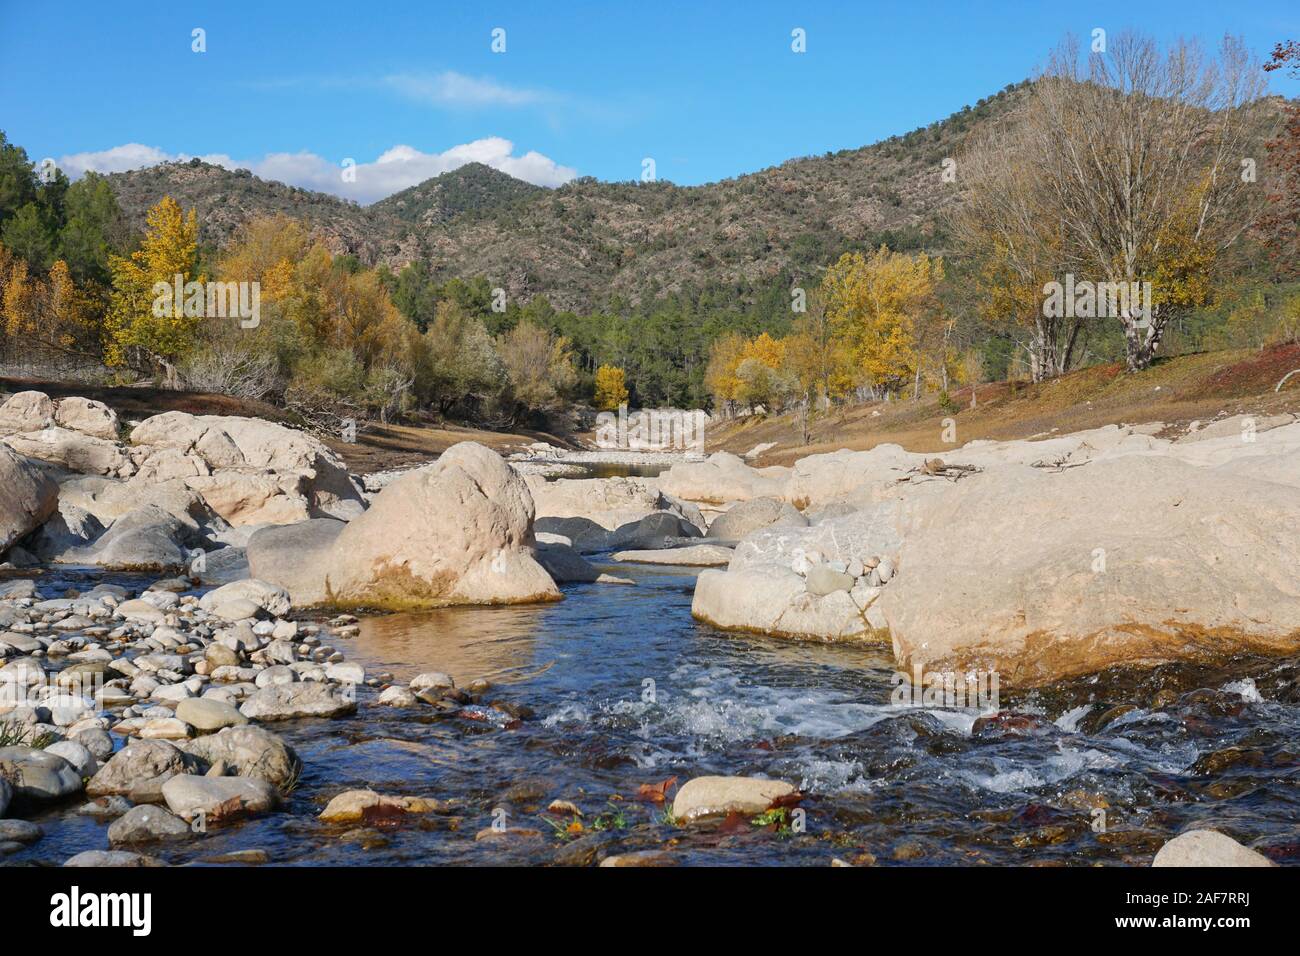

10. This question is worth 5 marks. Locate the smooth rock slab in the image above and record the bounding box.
[670,775,796,824]
[239,681,355,721]
[612,545,734,567]
[176,697,248,731]
[1152,830,1276,867]
[161,774,280,822]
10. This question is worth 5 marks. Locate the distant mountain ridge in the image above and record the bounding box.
[99,82,1040,310]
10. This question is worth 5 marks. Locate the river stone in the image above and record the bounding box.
[115,599,167,623]
[64,849,164,867]
[377,685,418,707]
[161,773,279,822]
[409,672,454,692]
[180,725,301,789]
[0,746,83,803]
[534,541,603,583]
[598,850,678,867]
[199,578,291,618]
[0,442,60,556]
[806,565,855,596]
[246,518,346,607]
[45,739,97,777]
[204,643,241,668]
[176,697,248,731]
[0,776,10,816]
[87,738,192,796]
[706,497,804,540]
[322,442,560,610]
[66,505,190,571]
[670,775,796,823]
[239,681,355,721]
[1152,830,1276,867]
[0,818,42,844]
[73,727,114,761]
[108,804,191,844]
[318,789,447,822]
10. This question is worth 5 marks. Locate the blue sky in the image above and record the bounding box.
[2,0,1296,203]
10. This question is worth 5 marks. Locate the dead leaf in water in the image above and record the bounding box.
[636,776,678,804]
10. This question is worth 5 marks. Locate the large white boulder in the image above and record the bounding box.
[129,411,364,525]
[880,455,1300,686]
[3,426,134,477]
[0,391,55,436]
[322,442,560,609]
[0,444,59,557]
[692,504,905,641]
[659,452,789,504]
[54,397,119,440]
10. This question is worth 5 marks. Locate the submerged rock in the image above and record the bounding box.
[161,774,280,822]
[670,775,795,823]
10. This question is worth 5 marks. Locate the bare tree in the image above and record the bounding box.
[1030,33,1267,371]
[950,111,1086,381]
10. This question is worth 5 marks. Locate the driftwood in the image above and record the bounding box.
[896,458,981,483]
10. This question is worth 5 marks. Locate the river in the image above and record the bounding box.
[10,561,1300,866]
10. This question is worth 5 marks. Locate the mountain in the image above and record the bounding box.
[372,162,545,226]
[102,82,1032,310]
[104,159,391,257]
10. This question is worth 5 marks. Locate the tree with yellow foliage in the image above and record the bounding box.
[593,364,629,411]
[704,332,747,415]
[105,196,202,387]
[216,214,309,306]
[821,246,942,397]
[1,246,100,364]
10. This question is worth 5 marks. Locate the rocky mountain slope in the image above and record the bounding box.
[103,83,1032,310]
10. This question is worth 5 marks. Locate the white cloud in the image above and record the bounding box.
[381,71,546,108]
[55,138,577,204]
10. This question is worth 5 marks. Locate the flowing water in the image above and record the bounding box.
[9,563,1300,866]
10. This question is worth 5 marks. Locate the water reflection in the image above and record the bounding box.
[350,603,550,685]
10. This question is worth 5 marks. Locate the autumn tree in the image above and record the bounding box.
[950,113,1083,382]
[1026,32,1266,371]
[593,364,629,411]
[105,196,202,387]
[704,332,747,415]
[496,319,577,420]
[821,246,942,397]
